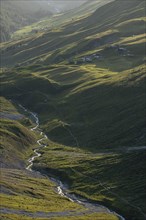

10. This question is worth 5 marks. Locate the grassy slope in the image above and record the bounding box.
[0,0,145,67]
[0,97,36,168]
[11,0,112,40]
[1,64,145,150]
[0,0,146,219]
[0,0,53,42]
[0,169,82,214]
[34,142,146,220]
[0,98,118,220]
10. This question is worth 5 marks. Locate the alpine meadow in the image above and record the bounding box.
[0,1,146,220]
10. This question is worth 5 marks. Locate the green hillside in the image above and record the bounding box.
[0,0,146,219]
[0,97,37,168]
[1,0,145,149]
[0,99,119,220]
[0,0,53,42]
[34,142,146,220]
[0,0,145,67]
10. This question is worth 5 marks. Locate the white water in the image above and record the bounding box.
[19,104,126,220]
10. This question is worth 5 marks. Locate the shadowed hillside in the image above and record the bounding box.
[0,0,146,220]
[0,0,53,42]
[0,97,37,168]
[1,0,145,149]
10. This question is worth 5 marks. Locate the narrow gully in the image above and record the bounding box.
[19,104,126,220]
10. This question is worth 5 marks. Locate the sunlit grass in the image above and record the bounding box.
[1,169,82,213]
[34,142,146,220]
[0,1,145,220]
[0,213,119,220]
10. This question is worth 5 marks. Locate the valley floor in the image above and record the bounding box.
[1,98,146,220]
[0,98,121,220]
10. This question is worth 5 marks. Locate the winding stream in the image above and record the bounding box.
[19,104,126,220]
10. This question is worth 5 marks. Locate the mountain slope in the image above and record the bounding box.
[0,0,145,67]
[0,0,145,150]
[0,97,36,168]
[0,0,146,219]
[0,0,53,42]
[0,97,120,220]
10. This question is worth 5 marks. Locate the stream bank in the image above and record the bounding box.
[19,104,126,220]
